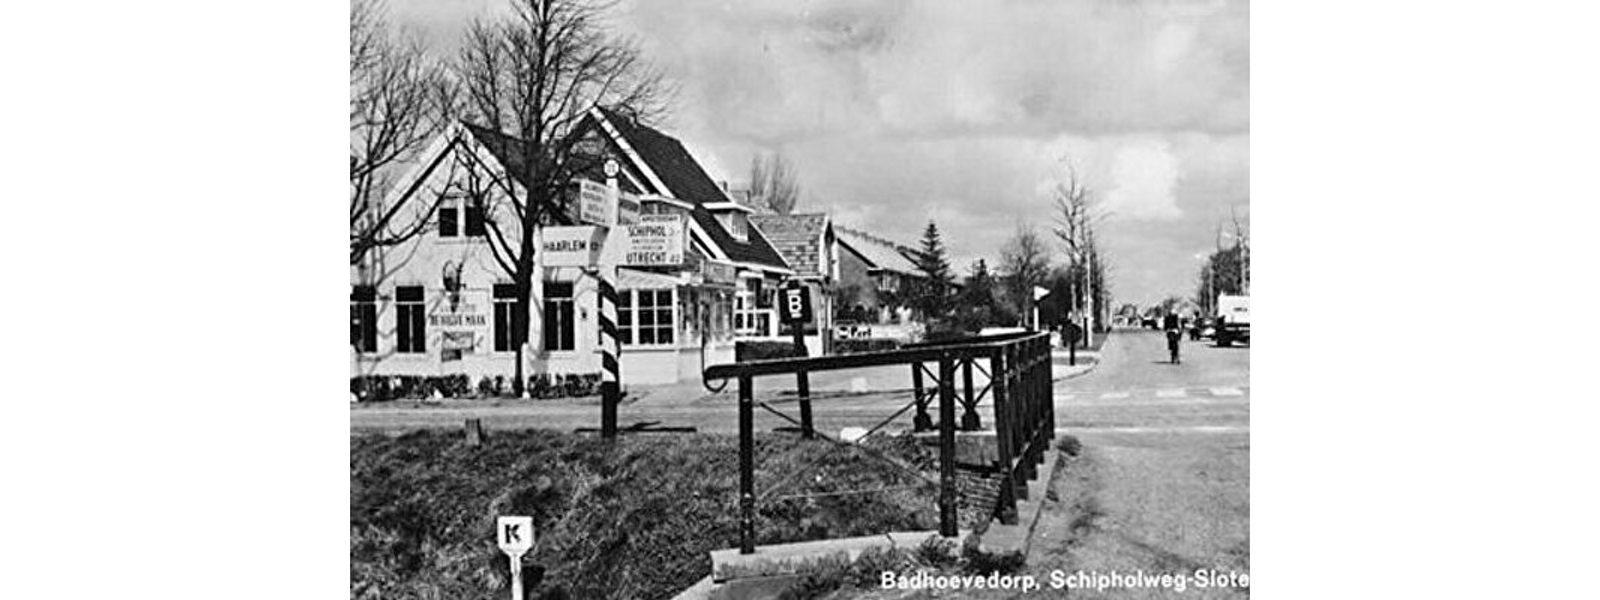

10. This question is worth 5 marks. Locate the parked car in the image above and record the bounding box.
[1190,317,1217,340]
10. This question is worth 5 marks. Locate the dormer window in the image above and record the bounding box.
[718,212,749,242]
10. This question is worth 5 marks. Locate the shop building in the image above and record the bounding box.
[747,213,838,355]
[351,107,794,386]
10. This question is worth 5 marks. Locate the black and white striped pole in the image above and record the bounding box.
[598,160,623,438]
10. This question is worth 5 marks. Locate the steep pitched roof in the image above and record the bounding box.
[749,213,830,278]
[593,107,789,271]
[836,225,923,276]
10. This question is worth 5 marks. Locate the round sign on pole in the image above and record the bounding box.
[603,159,619,178]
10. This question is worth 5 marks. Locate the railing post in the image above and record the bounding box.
[989,347,1017,525]
[938,352,958,537]
[960,355,980,430]
[797,368,813,439]
[1009,343,1029,501]
[739,374,755,554]
[911,362,933,431]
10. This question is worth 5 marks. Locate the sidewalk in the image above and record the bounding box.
[623,347,1100,408]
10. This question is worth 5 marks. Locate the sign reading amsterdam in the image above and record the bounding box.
[621,214,686,266]
[542,226,602,267]
[574,180,642,227]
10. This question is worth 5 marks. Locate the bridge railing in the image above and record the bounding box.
[703,332,1056,554]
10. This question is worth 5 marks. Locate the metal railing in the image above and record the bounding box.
[703,332,1056,554]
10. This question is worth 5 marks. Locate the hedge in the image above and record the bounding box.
[351,373,602,402]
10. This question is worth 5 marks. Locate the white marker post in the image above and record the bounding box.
[497,515,534,600]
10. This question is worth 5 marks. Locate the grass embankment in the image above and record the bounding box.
[351,430,948,600]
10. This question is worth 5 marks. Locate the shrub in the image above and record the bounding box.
[833,338,901,355]
[737,341,801,361]
[1056,435,1082,457]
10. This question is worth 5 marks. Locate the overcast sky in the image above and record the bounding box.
[390,0,1249,306]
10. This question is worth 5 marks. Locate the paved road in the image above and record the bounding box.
[1027,329,1251,599]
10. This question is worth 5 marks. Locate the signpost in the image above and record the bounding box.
[778,281,815,437]
[497,516,534,600]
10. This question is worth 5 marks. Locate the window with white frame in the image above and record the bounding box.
[438,197,487,238]
[493,283,520,352]
[350,285,377,353]
[543,281,575,351]
[395,286,426,353]
[617,288,675,346]
[734,278,775,337]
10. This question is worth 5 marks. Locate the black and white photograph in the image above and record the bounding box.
[349,0,1247,598]
[12,0,1600,598]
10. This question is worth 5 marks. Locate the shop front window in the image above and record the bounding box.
[618,289,675,346]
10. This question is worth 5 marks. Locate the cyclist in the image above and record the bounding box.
[1162,310,1182,364]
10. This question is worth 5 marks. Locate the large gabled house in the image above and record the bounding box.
[748,212,838,354]
[350,107,794,386]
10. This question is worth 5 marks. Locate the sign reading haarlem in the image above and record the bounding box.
[778,283,813,324]
[542,226,601,267]
[621,214,686,267]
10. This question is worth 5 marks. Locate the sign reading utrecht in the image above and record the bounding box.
[621,214,686,267]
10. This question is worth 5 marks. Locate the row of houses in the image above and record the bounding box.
[350,108,933,386]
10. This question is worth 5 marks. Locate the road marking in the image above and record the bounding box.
[1100,391,1131,400]
[1155,388,1187,398]
[1209,387,1244,397]
[1061,425,1249,435]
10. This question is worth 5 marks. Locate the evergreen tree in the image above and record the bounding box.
[911,220,956,321]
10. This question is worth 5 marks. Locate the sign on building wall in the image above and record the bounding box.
[702,260,738,286]
[621,214,686,267]
[542,226,602,267]
[429,292,489,361]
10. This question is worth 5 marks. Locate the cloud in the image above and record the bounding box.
[1103,140,1182,220]
[388,0,1249,305]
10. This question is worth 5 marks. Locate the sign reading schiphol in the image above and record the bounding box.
[778,282,814,324]
[541,226,602,267]
[621,214,686,267]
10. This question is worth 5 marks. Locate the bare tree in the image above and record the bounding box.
[349,0,458,266]
[1049,162,1109,333]
[748,152,801,214]
[1000,223,1051,327]
[454,0,670,395]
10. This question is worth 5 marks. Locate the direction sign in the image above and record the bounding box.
[616,191,641,226]
[575,179,616,227]
[621,214,686,267]
[541,226,602,267]
[778,283,813,324]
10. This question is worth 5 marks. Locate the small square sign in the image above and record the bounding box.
[497,516,534,555]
